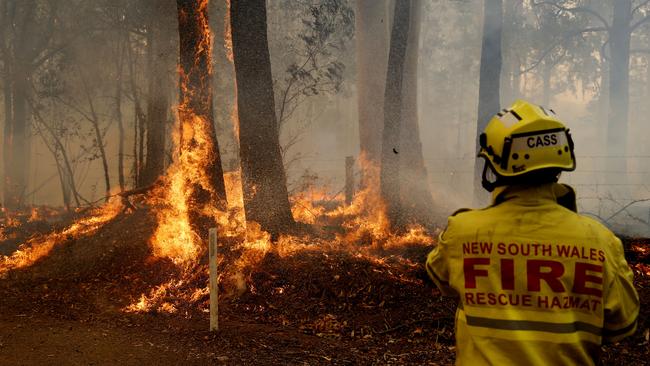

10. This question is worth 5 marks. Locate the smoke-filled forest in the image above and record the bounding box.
[0,0,648,364]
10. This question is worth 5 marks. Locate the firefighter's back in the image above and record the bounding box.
[439,185,639,365]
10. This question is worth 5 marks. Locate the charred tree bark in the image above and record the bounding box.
[176,0,227,238]
[473,0,502,205]
[356,0,390,185]
[230,0,295,237]
[141,3,175,187]
[380,0,410,229]
[125,32,146,187]
[399,0,434,229]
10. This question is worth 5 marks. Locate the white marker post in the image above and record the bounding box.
[209,227,219,331]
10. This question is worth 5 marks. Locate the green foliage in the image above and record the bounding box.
[270,0,354,127]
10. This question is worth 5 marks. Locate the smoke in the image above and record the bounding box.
[4,1,650,236]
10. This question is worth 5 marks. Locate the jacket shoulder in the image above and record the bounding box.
[450,208,473,217]
[576,214,616,236]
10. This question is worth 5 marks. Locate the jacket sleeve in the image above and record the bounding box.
[602,236,640,343]
[425,220,455,296]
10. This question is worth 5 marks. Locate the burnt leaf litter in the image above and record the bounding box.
[0,208,648,365]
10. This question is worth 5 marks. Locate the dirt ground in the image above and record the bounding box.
[0,208,648,365]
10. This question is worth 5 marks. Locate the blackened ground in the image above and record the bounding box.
[0,209,647,365]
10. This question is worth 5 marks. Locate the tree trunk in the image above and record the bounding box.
[398,0,434,229]
[176,0,227,239]
[380,0,410,229]
[142,3,174,187]
[2,61,13,210]
[607,0,632,184]
[473,0,502,205]
[55,161,71,211]
[356,0,390,185]
[115,33,126,192]
[80,72,111,201]
[125,31,145,187]
[4,67,30,209]
[230,0,294,237]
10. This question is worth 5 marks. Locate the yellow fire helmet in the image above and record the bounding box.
[478,99,576,191]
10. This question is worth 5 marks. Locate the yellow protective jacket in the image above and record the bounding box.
[426,183,639,365]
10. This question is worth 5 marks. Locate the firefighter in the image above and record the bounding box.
[426,100,639,365]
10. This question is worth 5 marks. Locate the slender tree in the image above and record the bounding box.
[473,0,503,204]
[608,0,632,173]
[230,0,295,237]
[356,0,390,185]
[141,1,176,187]
[0,0,60,209]
[399,0,435,229]
[380,0,410,228]
[530,1,650,187]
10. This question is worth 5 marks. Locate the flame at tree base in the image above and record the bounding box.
[125,158,437,315]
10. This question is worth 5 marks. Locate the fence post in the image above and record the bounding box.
[345,156,354,205]
[209,227,218,331]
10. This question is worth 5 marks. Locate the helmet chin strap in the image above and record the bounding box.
[481,162,500,192]
[481,160,562,193]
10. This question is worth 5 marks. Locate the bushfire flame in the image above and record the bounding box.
[0,198,123,277]
[43,0,434,314]
[148,0,221,266]
[126,155,435,314]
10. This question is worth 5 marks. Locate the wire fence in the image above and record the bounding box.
[291,155,650,235]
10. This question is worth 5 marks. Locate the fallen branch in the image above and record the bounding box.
[118,184,157,212]
[118,184,156,198]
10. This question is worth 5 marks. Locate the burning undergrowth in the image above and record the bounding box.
[0,199,124,278]
[115,135,437,316]
[124,166,438,320]
[0,0,440,338]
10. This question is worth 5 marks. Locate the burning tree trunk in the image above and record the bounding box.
[230,0,295,237]
[176,0,227,234]
[473,0,502,205]
[399,0,434,229]
[380,0,410,229]
[355,0,390,186]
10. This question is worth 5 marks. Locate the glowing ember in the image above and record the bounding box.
[290,188,335,225]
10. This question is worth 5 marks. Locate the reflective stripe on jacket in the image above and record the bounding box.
[426,183,639,365]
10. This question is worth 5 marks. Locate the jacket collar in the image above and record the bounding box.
[491,183,577,212]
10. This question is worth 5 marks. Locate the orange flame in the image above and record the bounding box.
[125,1,436,313]
[149,0,222,266]
[0,198,123,276]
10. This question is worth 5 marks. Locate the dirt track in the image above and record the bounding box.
[0,302,452,365]
[0,313,351,365]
